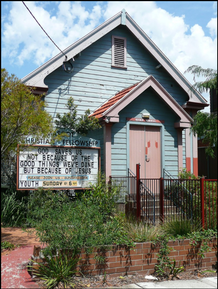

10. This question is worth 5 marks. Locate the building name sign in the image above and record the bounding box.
[17,136,100,190]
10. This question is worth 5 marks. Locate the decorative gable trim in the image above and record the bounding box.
[21,9,207,107]
[93,76,193,128]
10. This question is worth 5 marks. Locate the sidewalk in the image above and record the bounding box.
[1,245,40,288]
[117,277,217,288]
[1,245,217,288]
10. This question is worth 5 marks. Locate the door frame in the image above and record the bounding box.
[127,121,165,177]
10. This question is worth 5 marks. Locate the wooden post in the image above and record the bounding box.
[136,164,140,221]
[160,177,164,223]
[200,177,205,229]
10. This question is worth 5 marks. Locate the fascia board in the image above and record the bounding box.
[103,76,193,124]
[125,14,207,105]
[21,11,122,88]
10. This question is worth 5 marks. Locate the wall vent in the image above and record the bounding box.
[112,36,126,68]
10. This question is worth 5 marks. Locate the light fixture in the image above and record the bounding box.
[142,113,150,119]
[156,64,162,69]
[105,116,110,123]
[63,57,74,73]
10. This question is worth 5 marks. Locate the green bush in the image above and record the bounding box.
[26,188,70,228]
[27,183,133,254]
[31,249,79,289]
[1,190,27,227]
[161,216,201,238]
[81,173,122,221]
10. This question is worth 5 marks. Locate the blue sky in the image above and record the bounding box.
[1,1,217,110]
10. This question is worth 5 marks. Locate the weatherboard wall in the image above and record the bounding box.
[44,25,189,120]
[110,88,181,178]
[43,25,190,177]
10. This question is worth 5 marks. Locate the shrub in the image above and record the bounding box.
[81,173,122,221]
[1,190,27,227]
[26,188,70,227]
[161,216,201,238]
[31,249,79,289]
[125,219,162,242]
[27,186,133,254]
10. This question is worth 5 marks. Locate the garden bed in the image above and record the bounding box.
[31,238,217,278]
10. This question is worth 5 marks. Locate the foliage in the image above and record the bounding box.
[185,65,217,93]
[55,97,101,136]
[81,173,122,220]
[178,168,199,179]
[192,111,217,158]
[187,229,217,267]
[1,190,27,227]
[184,65,217,158]
[161,217,200,238]
[27,184,133,254]
[124,219,162,242]
[30,249,79,289]
[1,68,53,159]
[1,241,15,251]
[152,235,184,279]
[26,188,70,228]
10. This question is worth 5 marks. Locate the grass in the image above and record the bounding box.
[1,241,15,251]
[160,216,201,238]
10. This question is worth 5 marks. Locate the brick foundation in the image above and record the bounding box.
[31,238,217,278]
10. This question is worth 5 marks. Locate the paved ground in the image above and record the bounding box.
[117,277,217,288]
[1,245,40,288]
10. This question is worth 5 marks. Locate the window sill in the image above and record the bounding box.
[111,65,127,70]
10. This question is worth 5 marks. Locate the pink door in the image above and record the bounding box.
[129,125,161,178]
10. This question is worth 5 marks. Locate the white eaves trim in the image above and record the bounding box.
[22,9,207,106]
[22,11,122,88]
[102,76,194,128]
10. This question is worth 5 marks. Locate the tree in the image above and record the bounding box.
[185,65,217,158]
[1,68,54,186]
[55,97,101,136]
[185,65,217,93]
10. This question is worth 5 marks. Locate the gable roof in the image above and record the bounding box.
[91,75,194,128]
[91,82,140,119]
[22,9,207,106]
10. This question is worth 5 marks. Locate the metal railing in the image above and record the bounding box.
[109,174,217,229]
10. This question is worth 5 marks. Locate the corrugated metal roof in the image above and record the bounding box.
[91,82,140,119]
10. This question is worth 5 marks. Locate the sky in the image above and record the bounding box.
[1,1,217,111]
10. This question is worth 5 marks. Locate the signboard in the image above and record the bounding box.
[17,136,100,190]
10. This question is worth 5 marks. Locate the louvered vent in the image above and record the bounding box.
[114,38,125,66]
[112,36,126,68]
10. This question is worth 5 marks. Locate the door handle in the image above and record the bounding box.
[145,155,150,162]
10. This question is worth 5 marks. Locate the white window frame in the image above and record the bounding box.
[112,35,127,68]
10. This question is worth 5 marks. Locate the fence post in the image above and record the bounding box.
[136,164,141,221]
[200,177,205,229]
[160,177,164,222]
[108,175,112,192]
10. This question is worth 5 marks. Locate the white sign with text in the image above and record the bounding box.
[18,146,99,190]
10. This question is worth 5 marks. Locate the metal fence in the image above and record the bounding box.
[110,174,217,229]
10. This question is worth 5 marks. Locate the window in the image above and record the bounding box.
[112,36,127,68]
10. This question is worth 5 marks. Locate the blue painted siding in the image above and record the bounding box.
[110,88,179,177]
[44,26,188,121]
[43,25,190,177]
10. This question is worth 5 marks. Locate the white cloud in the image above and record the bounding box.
[2,0,217,96]
[2,1,103,67]
[207,18,217,37]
